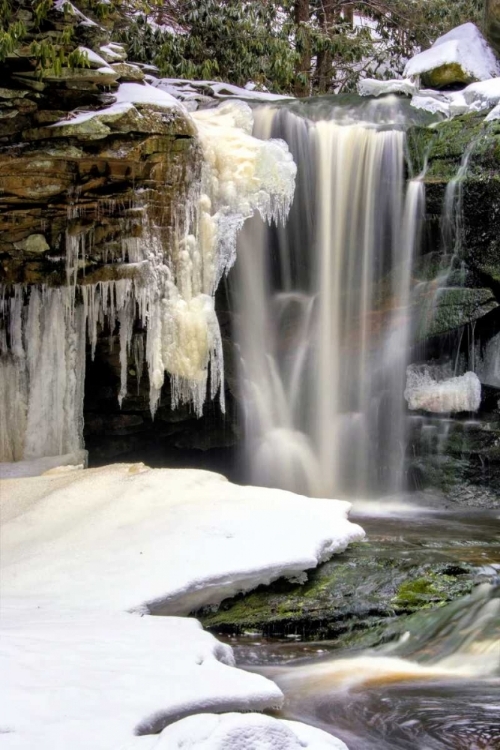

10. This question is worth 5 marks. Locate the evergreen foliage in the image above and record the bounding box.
[0,0,487,94]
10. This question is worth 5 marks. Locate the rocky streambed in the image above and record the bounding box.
[197,498,500,650]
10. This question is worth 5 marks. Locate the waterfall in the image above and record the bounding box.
[235,98,424,498]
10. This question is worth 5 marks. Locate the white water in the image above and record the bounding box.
[0,102,296,463]
[235,101,424,497]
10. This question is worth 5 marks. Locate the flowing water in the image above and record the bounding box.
[234,96,427,498]
[228,506,500,750]
[229,96,500,748]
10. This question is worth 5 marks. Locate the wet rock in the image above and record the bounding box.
[197,512,497,641]
[417,287,498,339]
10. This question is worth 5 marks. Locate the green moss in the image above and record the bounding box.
[421,63,474,89]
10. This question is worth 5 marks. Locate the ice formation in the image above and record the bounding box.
[0,287,86,463]
[0,101,296,462]
[404,365,481,414]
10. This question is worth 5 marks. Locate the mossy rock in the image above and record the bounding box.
[416,287,498,340]
[421,63,475,90]
[197,537,478,642]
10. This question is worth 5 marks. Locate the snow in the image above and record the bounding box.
[462,77,500,111]
[99,43,127,62]
[486,103,500,121]
[1,464,361,749]
[405,366,481,413]
[404,23,500,83]
[54,0,98,27]
[0,450,87,478]
[153,78,292,105]
[158,713,348,749]
[1,463,364,613]
[49,101,135,127]
[0,605,284,750]
[410,94,450,117]
[358,78,417,98]
[114,82,182,110]
[77,46,111,69]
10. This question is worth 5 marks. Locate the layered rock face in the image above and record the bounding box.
[0,2,238,466]
[405,114,500,504]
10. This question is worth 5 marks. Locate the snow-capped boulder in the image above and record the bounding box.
[358,78,417,98]
[404,23,500,89]
[159,713,349,749]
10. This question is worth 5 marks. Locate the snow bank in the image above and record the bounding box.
[1,465,361,749]
[1,464,364,613]
[158,713,348,749]
[404,23,500,83]
[0,604,283,750]
[404,366,481,413]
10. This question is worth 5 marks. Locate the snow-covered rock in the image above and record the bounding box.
[404,23,500,88]
[410,93,450,117]
[1,465,362,749]
[404,366,481,413]
[1,463,364,613]
[358,78,417,98]
[114,82,182,110]
[486,102,500,121]
[158,713,349,749]
[462,77,500,111]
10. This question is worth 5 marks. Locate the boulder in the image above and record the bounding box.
[404,23,500,89]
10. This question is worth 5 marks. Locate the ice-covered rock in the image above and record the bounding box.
[404,23,500,88]
[410,93,450,117]
[358,78,417,98]
[462,77,500,111]
[404,366,481,413]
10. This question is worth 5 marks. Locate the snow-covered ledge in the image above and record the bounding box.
[1,464,363,749]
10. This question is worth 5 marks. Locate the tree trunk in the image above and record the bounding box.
[294,0,311,97]
[484,0,500,56]
[316,1,339,94]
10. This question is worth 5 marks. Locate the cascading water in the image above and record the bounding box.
[235,97,425,498]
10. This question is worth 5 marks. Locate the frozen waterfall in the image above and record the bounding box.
[0,102,296,464]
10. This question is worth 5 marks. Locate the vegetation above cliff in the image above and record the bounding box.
[0,1,485,95]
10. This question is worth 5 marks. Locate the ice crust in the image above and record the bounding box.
[404,366,481,413]
[404,23,500,83]
[1,464,362,749]
[0,100,296,462]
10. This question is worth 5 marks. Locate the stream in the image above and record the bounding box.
[221,501,500,749]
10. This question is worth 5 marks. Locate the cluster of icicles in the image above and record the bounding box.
[0,101,296,463]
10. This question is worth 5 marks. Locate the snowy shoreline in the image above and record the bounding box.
[1,463,363,749]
